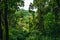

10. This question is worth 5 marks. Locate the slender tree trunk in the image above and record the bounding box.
[0,1,3,40]
[0,10,3,40]
[4,0,9,40]
[54,0,60,39]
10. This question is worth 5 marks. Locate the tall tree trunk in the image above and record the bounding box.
[4,0,9,40]
[54,0,60,39]
[0,10,3,40]
[0,1,3,40]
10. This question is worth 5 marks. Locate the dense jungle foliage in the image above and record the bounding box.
[0,0,60,40]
